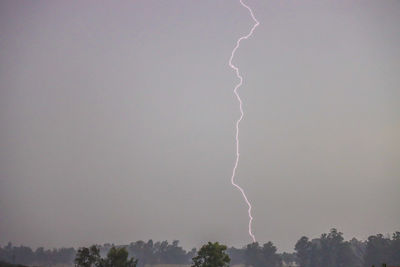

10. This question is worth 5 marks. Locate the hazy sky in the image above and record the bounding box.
[1,0,399,252]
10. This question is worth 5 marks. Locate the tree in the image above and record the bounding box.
[244,242,260,267]
[389,232,400,265]
[244,242,282,267]
[295,236,311,267]
[151,240,188,264]
[103,247,137,267]
[75,246,137,267]
[191,242,230,267]
[319,228,356,267]
[127,240,154,267]
[295,229,357,267]
[280,252,297,266]
[75,245,101,267]
[364,234,391,267]
[349,238,366,267]
[227,246,245,265]
[262,242,282,267]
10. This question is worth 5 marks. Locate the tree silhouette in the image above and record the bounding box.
[75,245,102,267]
[75,246,137,267]
[103,247,137,267]
[244,242,282,267]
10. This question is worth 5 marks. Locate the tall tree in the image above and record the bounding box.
[191,242,230,267]
[319,228,355,267]
[364,234,391,267]
[244,242,282,267]
[295,236,311,267]
[295,229,357,267]
[262,242,282,267]
[389,232,400,265]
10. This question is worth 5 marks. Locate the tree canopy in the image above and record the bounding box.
[295,229,357,267]
[75,246,137,267]
[191,242,230,267]
[244,241,282,267]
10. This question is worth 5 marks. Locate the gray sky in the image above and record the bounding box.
[0,0,399,252]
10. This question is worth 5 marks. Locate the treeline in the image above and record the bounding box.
[0,241,193,267]
[0,245,75,266]
[0,229,399,267]
[294,229,400,267]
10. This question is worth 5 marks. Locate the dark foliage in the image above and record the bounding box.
[1,230,399,267]
[243,241,282,267]
[295,229,359,267]
[125,240,193,267]
[0,242,75,266]
[294,229,400,267]
[364,232,400,267]
[75,245,138,267]
[191,242,230,267]
[75,245,102,267]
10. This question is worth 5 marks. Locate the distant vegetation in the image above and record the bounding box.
[75,245,137,267]
[294,229,400,267]
[0,229,399,267]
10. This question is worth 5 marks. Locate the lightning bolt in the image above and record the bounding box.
[228,0,259,243]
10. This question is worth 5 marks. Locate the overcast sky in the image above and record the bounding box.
[1,0,399,252]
